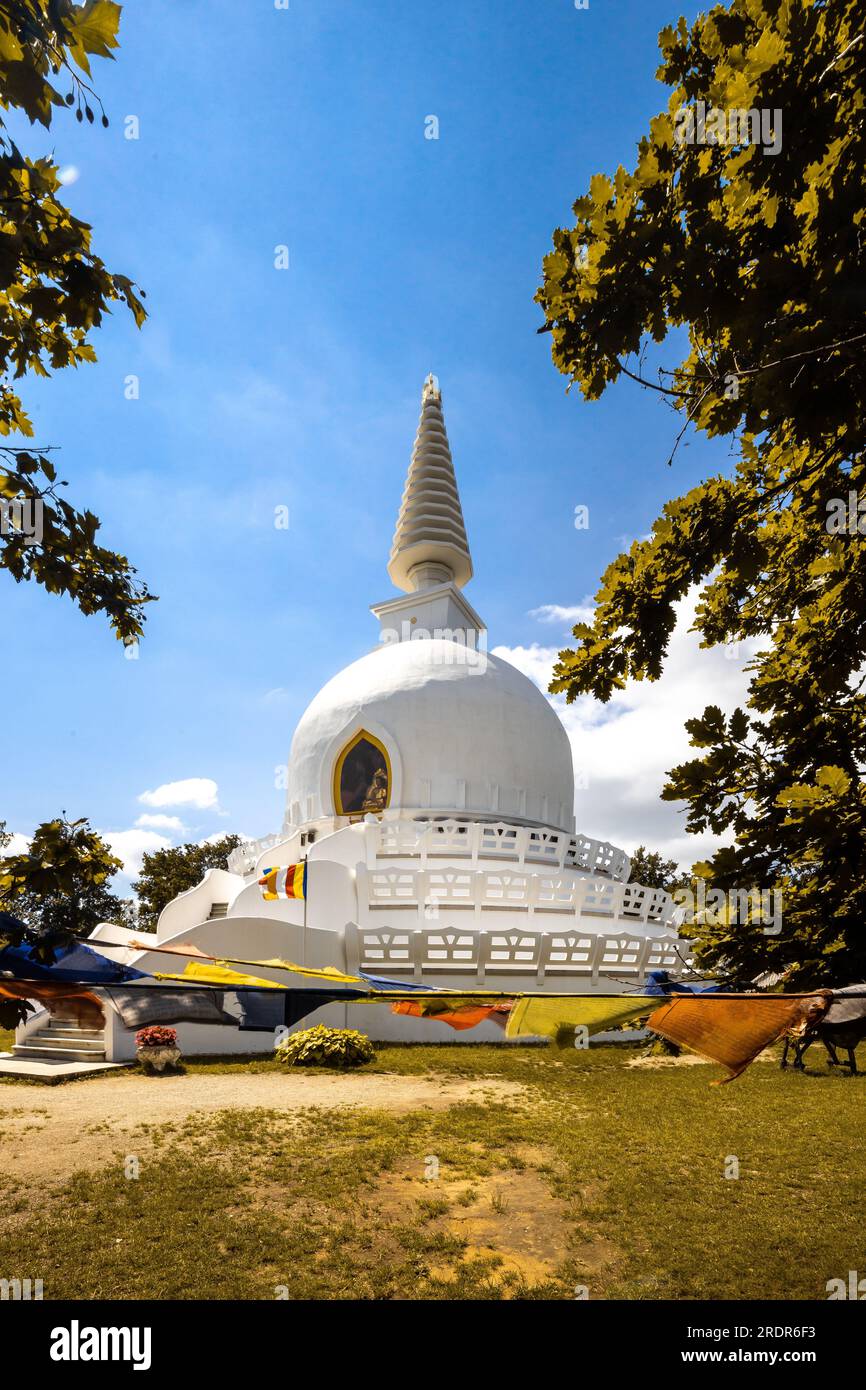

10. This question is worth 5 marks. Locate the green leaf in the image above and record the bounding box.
[66,0,121,76]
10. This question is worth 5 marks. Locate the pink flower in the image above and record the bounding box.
[135,1026,178,1048]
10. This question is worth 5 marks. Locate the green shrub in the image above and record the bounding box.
[275,1025,375,1069]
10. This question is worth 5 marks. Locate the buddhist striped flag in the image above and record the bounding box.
[258,862,307,901]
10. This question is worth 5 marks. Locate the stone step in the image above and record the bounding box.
[46,1017,101,1026]
[13,1042,107,1062]
[21,1034,105,1052]
[16,1035,106,1050]
[40,1020,103,1034]
[37,1028,105,1043]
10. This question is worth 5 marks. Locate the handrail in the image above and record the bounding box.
[366,814,632,881]
[356,864,673,928]
[345,919,682,985]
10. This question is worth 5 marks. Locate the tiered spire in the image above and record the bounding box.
[387,374,473,593]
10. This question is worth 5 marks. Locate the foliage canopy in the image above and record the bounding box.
[0,0,153,641]
[132,835,243,933]
[537,0,866,984]
[0,814,124,951]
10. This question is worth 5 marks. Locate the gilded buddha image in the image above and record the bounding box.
[334,732,391,815]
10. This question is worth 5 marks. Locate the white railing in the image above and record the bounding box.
[345,921,683,985]
[367,814,631,881]
[227,833,286,876]
[356,864,673,927]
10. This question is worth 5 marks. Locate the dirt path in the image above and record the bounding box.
[0,1071,525,1183]
[626,1049,781,1070]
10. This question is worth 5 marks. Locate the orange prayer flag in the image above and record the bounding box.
[647,993,830,1083]
[129,938,212,959]
[390,999,504,1032]
[0,979,105,1028]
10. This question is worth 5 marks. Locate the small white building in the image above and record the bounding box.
[20,376,685,1062]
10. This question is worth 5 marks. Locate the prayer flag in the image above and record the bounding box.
[0,942,145,984]
[824,986,866,1026]
[390,999,508,1031]
[647,993,829,1082]
[153,960,284,989]
[258,863,307,900]
[506,994,658,1045]
[0,979,106,1028]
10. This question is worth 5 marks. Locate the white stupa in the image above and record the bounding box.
[73,376,683,1058]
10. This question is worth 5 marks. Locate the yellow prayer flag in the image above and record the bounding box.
[506,995,658,1045]
[153,961,284,990]
[249,957,363,985]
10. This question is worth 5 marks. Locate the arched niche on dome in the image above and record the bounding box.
[332,729,393,817]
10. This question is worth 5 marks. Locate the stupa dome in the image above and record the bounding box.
[284,637,575,833]
[281,375,576,836]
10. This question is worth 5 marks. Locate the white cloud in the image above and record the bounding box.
[529,602,594,627]
[101,829,171,877]
[1,831,30,856]
[138,777,220,811]
[495,591,764,872]
[614,532,654,549]
[134,813,188,833]
[58,165,80,185]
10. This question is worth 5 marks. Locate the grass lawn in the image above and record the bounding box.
[0,1042,863,1300]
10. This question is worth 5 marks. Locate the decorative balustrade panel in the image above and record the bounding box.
[524,828,570,865]
[593,842,618,875]
[641,888,672,923]
[479,870,534,909]
[356,865,674,926]
[610,851,632,881]
[228,832,286,876]
[593,934,650,980]
[424,868,476,908]
[363,867,420,910]
[367,815,632,881]
[534,875,581,912]
[565,835,631,882]
[579,878,619,918]
[375,819,430,859]
[424,820,476,859]
[348,926,416,971]
[644,937,683,972]
[565,834,597,871]
[344,920,685,984]
[539,930,599,974]
[477,822,523,861]
[421,929,478,972]
[481,929,544,974]
[622,883,659,920]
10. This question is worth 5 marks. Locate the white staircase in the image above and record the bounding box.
[13,1016,107,1063]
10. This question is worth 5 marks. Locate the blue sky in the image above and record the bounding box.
[3,0,747,883]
